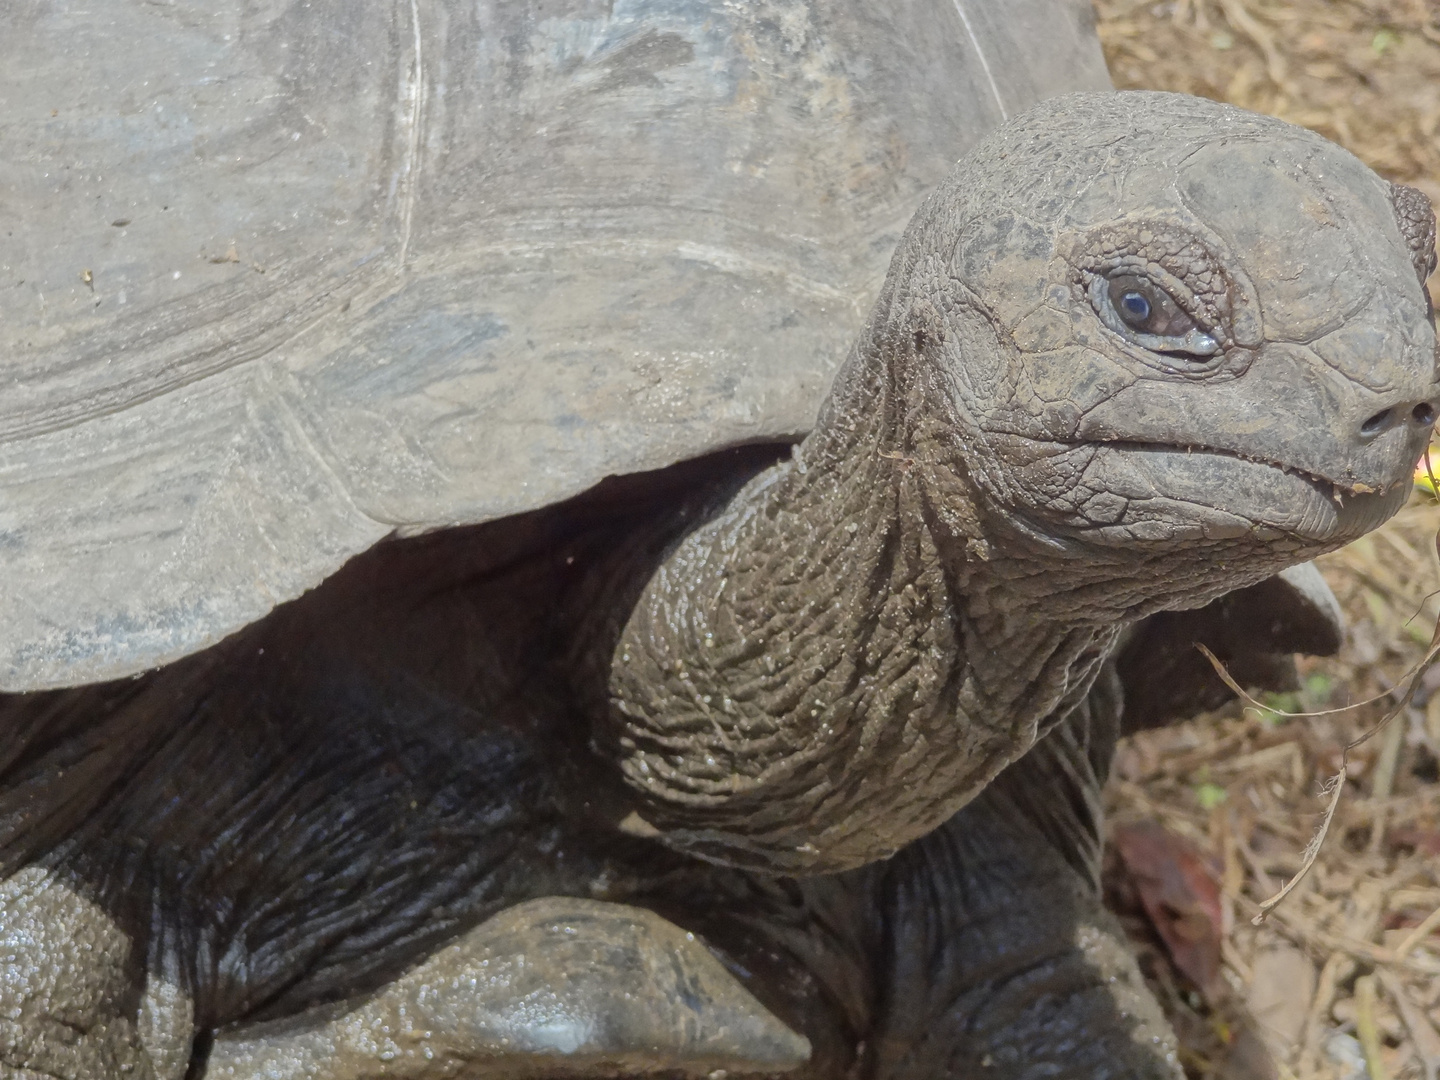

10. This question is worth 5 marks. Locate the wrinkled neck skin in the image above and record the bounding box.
[600,301,1303,878]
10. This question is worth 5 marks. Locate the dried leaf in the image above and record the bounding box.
[1113,821,1225,998]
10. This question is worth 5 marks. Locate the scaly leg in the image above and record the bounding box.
[864,668,1182,1079]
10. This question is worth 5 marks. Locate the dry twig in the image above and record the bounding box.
[1393,901,1440,959]
[1375,968,1440,1080]
[1199,617,1440,923]
[1354,975,1390,1080]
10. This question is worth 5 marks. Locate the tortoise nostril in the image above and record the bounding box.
[1412,402,1437,426]
[1360,408,1393,437]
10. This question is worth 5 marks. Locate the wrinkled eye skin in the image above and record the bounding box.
[1061,222,1258,377]
[1088,272,1222,364]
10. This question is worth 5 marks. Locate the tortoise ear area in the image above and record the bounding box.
[1389,181,1438,298]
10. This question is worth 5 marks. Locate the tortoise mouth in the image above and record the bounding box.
[1104,438,1409,541]
[1013,437,1412,545]
[1083,437,1398,501]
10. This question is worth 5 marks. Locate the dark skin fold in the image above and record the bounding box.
[0,92,1435,1080]
[0,452,1174,1079]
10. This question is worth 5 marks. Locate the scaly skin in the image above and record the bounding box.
[602,91,1439,875]
[0,92,1434,1079]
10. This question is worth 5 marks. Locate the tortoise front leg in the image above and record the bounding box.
[864,670,1182,1080]
[0,866,194,1080]
[624,666,1180,1079]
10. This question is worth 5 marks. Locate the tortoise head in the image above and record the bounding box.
[895,91,1438,568]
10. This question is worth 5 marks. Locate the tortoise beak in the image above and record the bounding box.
[1074,338,1439,508]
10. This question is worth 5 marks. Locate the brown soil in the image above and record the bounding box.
[1091,2,1440,1077]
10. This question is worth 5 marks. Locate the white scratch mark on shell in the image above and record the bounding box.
[950,0,1007,122]
[398,0,427,273]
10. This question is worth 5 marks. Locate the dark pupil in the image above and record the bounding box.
[1121,292,1151,322]
[1106,275,1195,338]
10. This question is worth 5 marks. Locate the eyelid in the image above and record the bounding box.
[1088,276,1221,358]
[1061,220,1258,350]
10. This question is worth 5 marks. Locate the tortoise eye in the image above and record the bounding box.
[1092,273,1221,362]
[1106,275,1194,337]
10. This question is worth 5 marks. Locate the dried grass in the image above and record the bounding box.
[1092,0,1440,1076]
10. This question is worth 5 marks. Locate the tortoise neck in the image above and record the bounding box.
[596,335,1117,876]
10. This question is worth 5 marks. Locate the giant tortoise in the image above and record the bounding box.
[1,0,1437,1077]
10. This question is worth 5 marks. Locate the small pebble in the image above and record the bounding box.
[1324,1030,1367,1080]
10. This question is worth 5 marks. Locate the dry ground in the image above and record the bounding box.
[1091,1,1440,1077]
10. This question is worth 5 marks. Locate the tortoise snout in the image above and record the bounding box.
[1357,398,1439,441]
[1327,382,1438,496]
